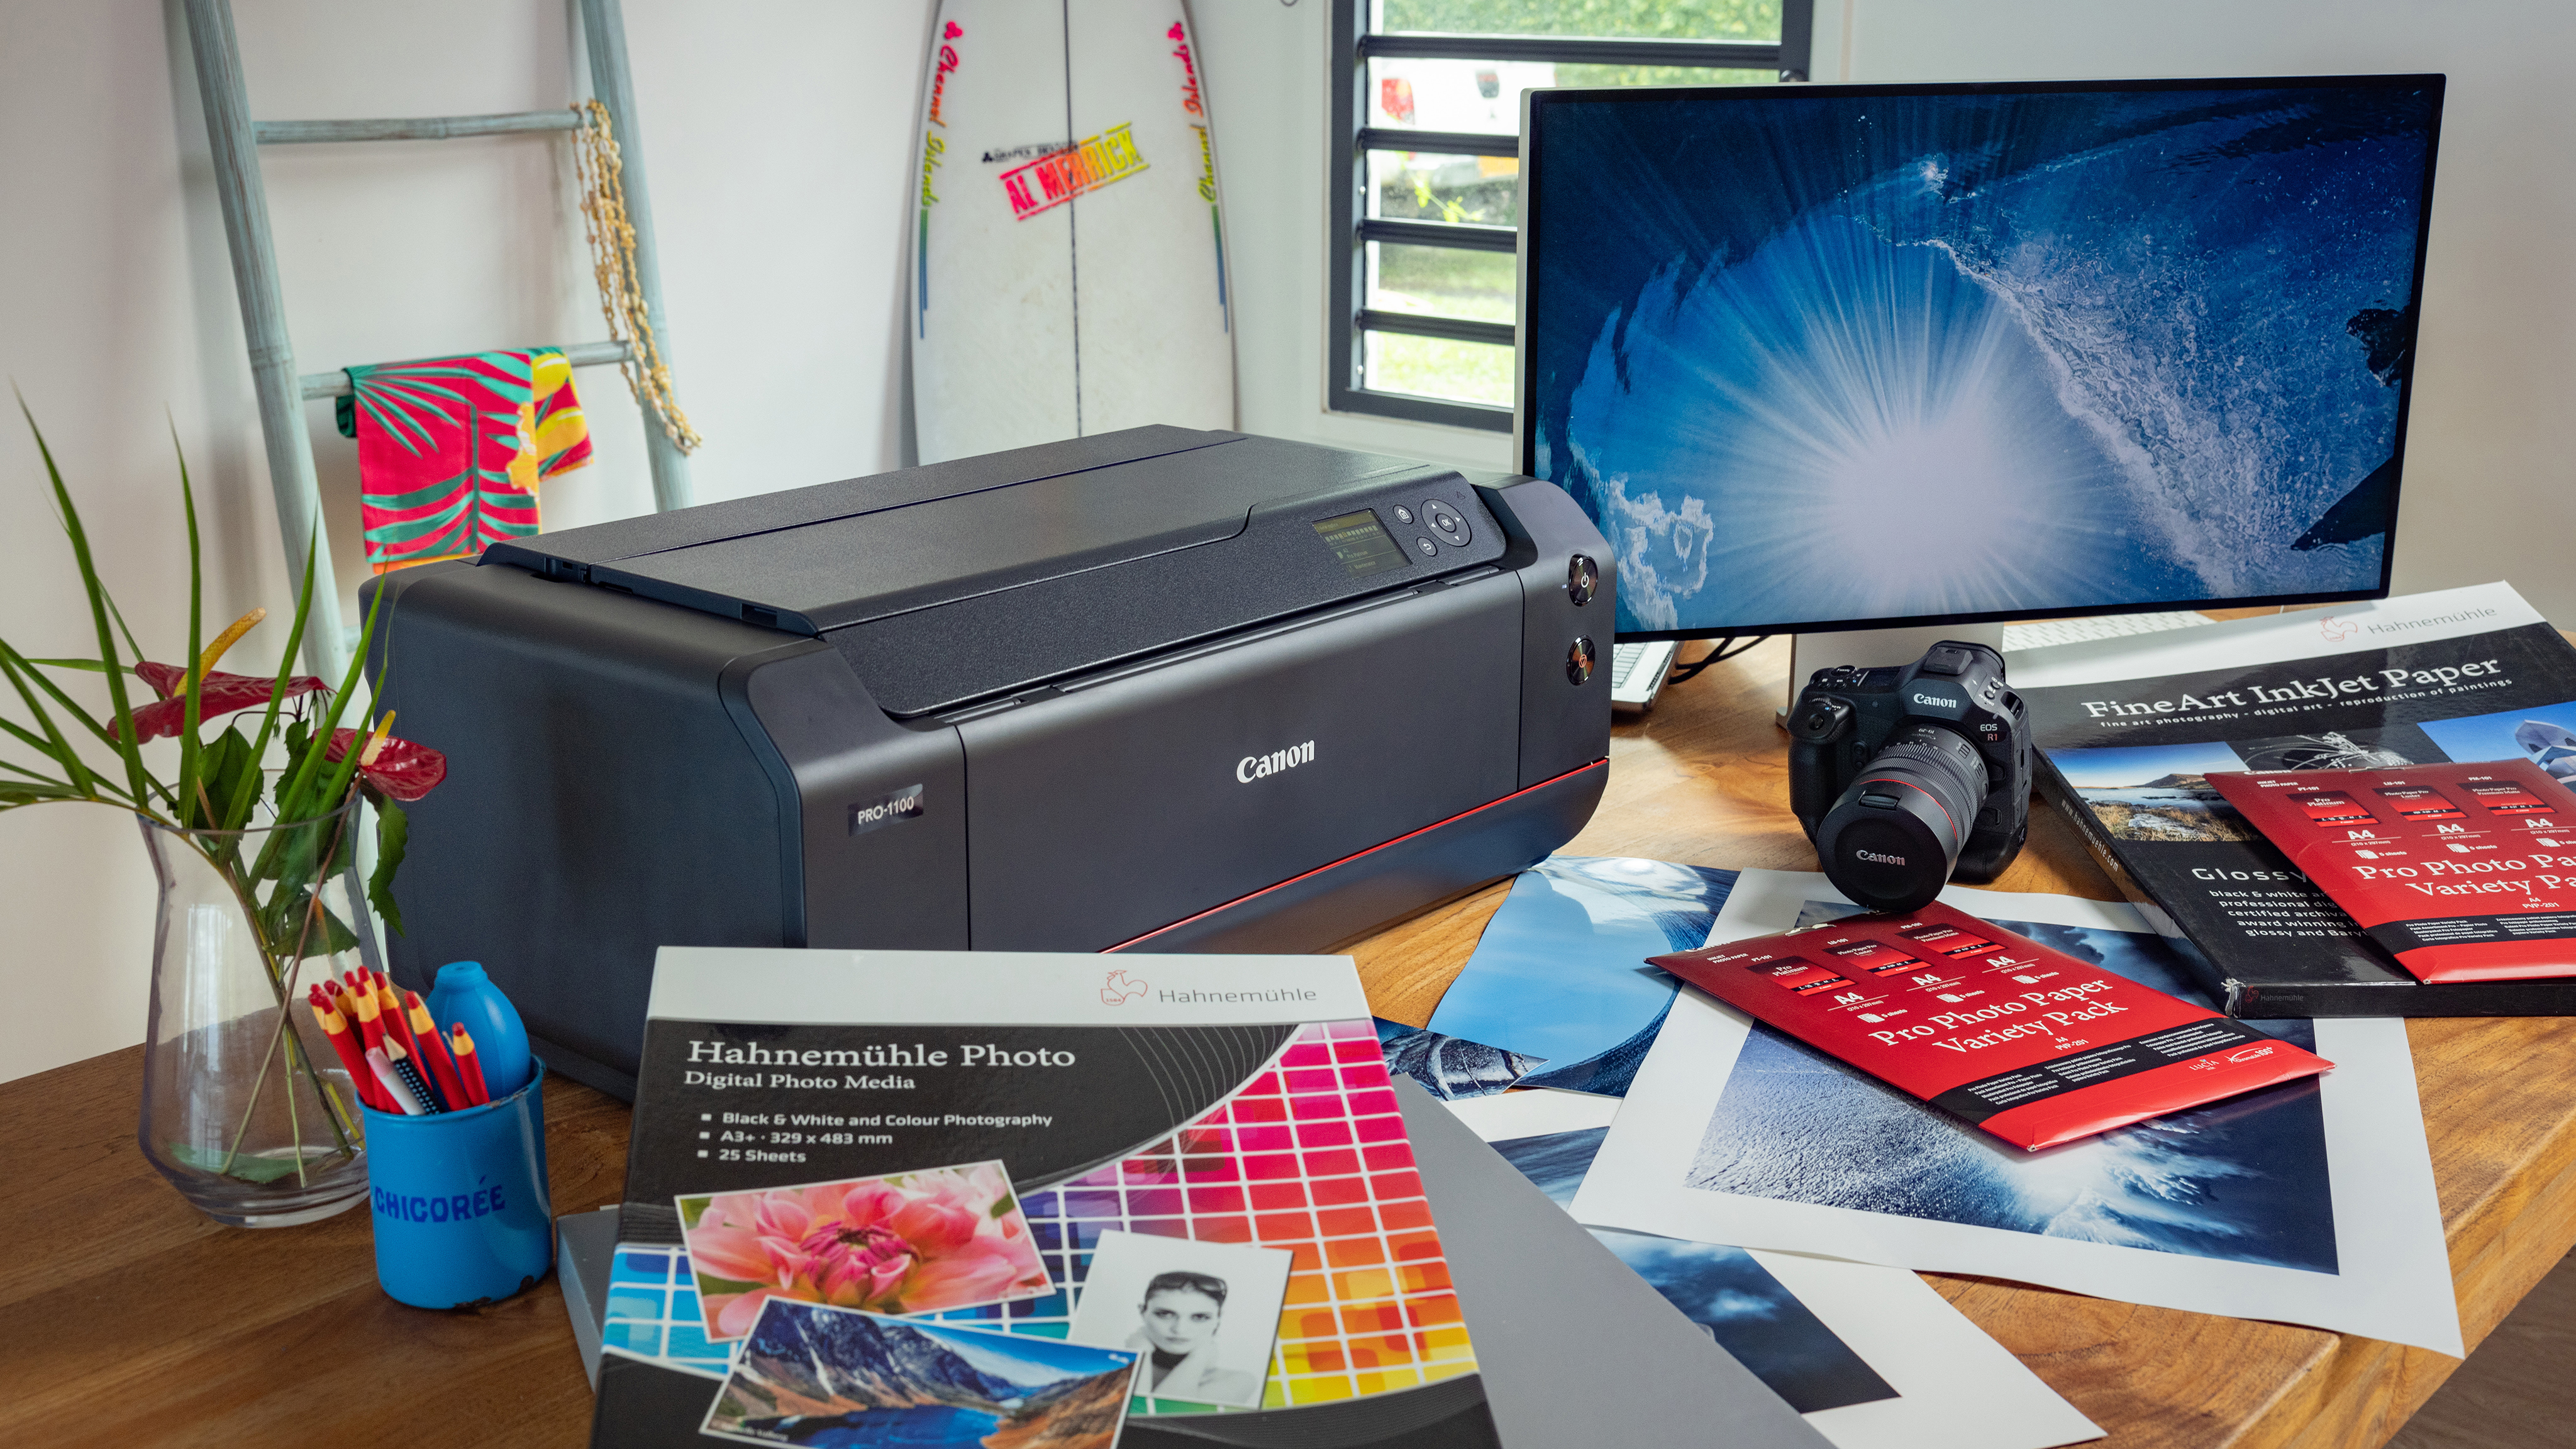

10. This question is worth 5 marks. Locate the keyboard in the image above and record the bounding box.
[1610,640,1679,711]
[2001,610,2216,653]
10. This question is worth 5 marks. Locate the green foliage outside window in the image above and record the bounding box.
[1377,0,1782,42]
[1354,0,1790,411]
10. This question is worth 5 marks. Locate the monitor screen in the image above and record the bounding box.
[1518,77,2444,640]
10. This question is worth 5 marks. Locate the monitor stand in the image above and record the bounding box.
[1777,623,2006,726]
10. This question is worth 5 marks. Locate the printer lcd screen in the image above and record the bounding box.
[1313,509,1408,577]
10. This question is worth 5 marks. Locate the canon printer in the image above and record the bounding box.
[364,426,1613,1097]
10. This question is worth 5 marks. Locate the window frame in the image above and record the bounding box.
[1328,0,1814,431]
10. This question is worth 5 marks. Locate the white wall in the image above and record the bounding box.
[0,0,928,1082]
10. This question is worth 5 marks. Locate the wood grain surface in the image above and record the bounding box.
[6,627,2570,1448]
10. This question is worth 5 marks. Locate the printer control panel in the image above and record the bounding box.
[1306,479,1491,582]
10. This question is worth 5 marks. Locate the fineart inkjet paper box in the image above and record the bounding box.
[2011,580,2576,1016]
[588,949,1510,1449]
[2211,759,2576,983]
[1646,902,2333,1152]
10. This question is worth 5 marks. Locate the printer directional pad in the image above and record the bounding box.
[1423,499,1470,547]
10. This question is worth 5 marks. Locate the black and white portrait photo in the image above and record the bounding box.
[1064,1230,1295,1409]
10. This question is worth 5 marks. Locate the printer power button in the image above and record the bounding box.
[1567,553,1598,606]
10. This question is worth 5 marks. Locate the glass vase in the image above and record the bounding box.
[136,791,377,1226]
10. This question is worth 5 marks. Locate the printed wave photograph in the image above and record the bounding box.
[1491,1126,1896,1414]
[1427,857,1738,1096]
[1525,82,2437,633]
[1688,914,2338,1273]
[2048,741,2258,844]
[2416,698,2576,789]
[702,1297,1136,1448]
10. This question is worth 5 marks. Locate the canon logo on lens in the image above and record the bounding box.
[1855,848,1908,865]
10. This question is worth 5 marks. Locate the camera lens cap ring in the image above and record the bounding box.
[1816,799,1952,914]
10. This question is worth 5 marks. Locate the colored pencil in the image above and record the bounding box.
[450,1026,491,1106]
[406,992,472,1111]
[384,1039,445,1114]
[308,989,386,1110]
[349,987,389,1058]
[374,972,423,1062]
[367,1046,425,1115]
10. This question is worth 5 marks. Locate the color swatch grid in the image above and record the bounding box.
[602,1243,728,1379]
[934,1017,1479,1414]
[596,1019,1478,1413]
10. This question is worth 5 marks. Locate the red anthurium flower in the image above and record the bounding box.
[324,726,448,802]
[114,662,329,743]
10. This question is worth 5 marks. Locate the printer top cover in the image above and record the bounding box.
[487,425,1513,719]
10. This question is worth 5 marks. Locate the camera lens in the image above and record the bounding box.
[1814,724,1989,913]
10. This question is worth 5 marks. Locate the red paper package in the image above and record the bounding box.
[2209,759,2576,983]
[1646,901,2332,1152]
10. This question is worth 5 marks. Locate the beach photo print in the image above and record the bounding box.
[677,1160,1052,1339]
[1063,1230,1296,1410]
[701,1297,1136,1448]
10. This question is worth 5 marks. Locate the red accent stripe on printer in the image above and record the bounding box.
[1106,757,1611,953]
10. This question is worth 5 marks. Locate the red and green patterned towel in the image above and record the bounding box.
[342,348,592,572]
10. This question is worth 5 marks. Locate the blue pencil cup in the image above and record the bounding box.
[362,1061,553,1309]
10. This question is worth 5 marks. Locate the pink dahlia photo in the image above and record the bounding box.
[677,1161,1052,1338]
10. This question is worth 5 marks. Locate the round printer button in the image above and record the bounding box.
[1390,504,1417,526]
[1424,499,1467,542]
[1413,535,1440,558]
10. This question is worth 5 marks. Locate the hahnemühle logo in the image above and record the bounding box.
[1101,969,1148,1005]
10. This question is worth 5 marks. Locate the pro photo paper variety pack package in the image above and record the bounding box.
[590,949,1507,1449]
[2212,758,2576,982]
[1646,901,2333,1151]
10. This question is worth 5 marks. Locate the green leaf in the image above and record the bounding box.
[370,799,409,936]
[0,645,97,799]
[223,530,321,834]
[192,726,257,832]
[262,888,360,958]
[0,779,85,808]
[165,1142,344,1184]
[176,426,206,852]
[17,395,152,808]
[22,658,136,674]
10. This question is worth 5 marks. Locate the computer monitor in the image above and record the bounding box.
[1516,75,2445,644]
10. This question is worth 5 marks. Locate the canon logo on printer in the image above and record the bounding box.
[849,784,926,836]
[1236,740,1316,783]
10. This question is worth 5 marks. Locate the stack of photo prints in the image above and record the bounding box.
[590,950,1507,1449]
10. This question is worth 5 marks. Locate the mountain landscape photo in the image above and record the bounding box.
[703,1299,1135,1448]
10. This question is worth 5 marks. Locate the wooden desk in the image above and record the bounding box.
[8,633,2573,1448]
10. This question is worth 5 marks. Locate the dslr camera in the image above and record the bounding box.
[1785,641,2031,913]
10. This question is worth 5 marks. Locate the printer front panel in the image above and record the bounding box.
[957,573,1526,950]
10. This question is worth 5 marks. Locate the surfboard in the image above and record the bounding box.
[910,0,1235,465]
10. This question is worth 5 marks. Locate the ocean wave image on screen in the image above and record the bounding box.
[1526,85,2436,633]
